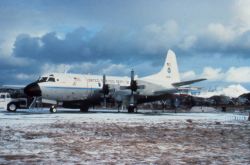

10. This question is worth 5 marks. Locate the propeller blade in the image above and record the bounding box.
[130,94,135,106]
[131,69,134,81]
[103,94,106,107]
[102,74,109,108]
[103,74,106,85]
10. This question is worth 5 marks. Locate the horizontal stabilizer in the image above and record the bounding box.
[172,78,206,87]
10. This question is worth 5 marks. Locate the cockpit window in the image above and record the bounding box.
[38,77,48,83]
[48,77,55,82]
[37,76,55,83]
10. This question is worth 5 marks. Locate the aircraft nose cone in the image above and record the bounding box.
[24,82,41,97]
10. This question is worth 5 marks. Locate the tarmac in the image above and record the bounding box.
[0,108,249,164]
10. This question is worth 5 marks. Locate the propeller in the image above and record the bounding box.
[117,70,145,111]
[129,70,138,106]
[120,70,145,91]
[130,70,137,93]
[121,69,145,106]
[102,74,109,107]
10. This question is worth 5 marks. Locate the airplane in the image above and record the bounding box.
[24,49,206,113]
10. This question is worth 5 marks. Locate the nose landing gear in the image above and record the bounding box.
[50,105,57,113]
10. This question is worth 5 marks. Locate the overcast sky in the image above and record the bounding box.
[0,0,250,89]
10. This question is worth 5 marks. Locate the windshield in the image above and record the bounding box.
[48,77,55,82]
[37,76,56,83]
[38,77,48,83]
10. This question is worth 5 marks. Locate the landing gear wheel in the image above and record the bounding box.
[128,106,135,113]
[50,106,57,113]
[80,106,89,113]
[7,103,17,112]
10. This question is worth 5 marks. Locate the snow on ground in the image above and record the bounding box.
[0,108,250,164]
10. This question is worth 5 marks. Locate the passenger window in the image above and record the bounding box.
[48,77,55,82]
[0,95,5,99]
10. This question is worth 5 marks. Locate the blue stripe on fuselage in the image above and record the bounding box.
[43,86,101,90]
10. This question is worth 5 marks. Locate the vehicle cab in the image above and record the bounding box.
[0,93,12,110]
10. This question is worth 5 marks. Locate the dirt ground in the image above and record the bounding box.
[0,110,250,164]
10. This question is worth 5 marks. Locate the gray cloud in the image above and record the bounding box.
[1,0,250,90]
[184,29,250,58]
[13,23,250,67]
[13,26,161,64]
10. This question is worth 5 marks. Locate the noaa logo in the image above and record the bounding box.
[167,67,171,74]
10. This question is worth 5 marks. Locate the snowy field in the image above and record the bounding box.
[0,108,250,164]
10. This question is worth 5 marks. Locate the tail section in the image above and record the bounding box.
[141,49,206,90]
[159,49,180,83]
[141,49,180,87]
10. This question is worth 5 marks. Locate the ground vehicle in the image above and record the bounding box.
[0,92,28,112]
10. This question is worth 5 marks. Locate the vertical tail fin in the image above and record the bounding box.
[159,49,180,83]
[141,49,180,87]
[141,49,206,88]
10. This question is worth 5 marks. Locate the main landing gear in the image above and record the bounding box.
[80,105,89,113]
[127,105,136,113]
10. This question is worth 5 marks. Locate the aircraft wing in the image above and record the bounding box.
[154,86,204,95]
[172,78,206,87]
[153,88,179,95]
[154,79,206,95]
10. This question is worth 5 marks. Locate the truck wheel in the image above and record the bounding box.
[80,106,89,112]
[50,106,57,113]
[127,106,135,113]
[7,103,17,112]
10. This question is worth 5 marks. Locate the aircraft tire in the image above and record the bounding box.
[50,106,57,113]
[80,106,89,112]
[7,102,17,112]
[127,106,135,113]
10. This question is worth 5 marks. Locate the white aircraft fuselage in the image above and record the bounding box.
[24,49,206,112]
[39,74,130,101]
